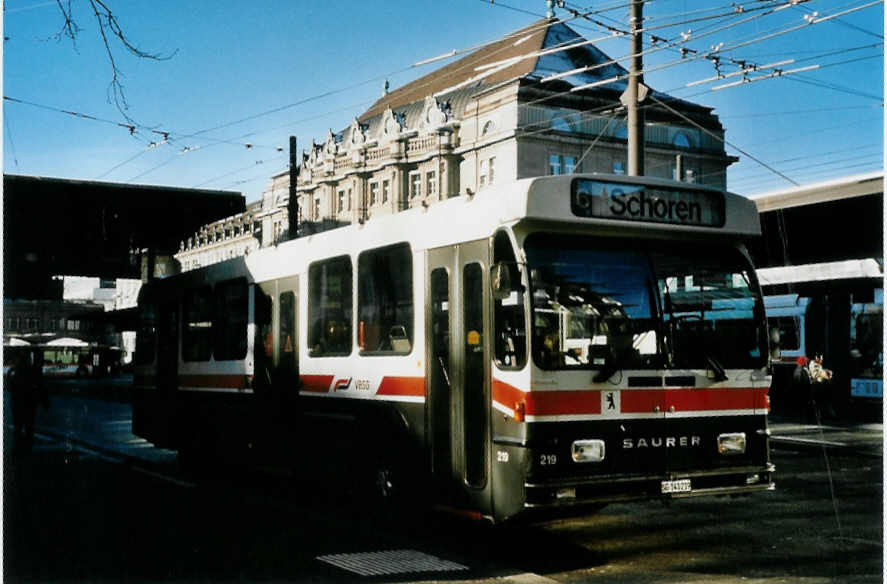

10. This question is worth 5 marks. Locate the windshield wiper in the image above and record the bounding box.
[706,354,728,382]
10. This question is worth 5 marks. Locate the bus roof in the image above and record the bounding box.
[147,174,761,290]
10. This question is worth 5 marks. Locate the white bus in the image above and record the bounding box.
[133,174,774,522]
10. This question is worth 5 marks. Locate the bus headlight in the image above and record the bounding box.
[571,439,605,463]
[717,433,747,455]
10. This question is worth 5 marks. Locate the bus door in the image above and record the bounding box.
[256,277,299,453]
[427,241,492,515]
[275,277,299,398]
[256,277,299,392]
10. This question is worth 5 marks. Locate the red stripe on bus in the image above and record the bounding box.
[376,376,425,397]
[178,374,246,388]
[300,375,334,393]
[495,379,767,416]
[621,388,767,413]
[620,389,666,413]
[493,379,602,416]
[666,388,769,411]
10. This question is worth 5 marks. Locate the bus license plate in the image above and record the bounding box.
[661,479,691,494]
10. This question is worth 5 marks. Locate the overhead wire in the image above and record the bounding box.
[187,0,885,191]
[4,116,21,168]
[16,0,882,193]
[121,9,634,185]
[719,104,883,119]
[793,1,884,39]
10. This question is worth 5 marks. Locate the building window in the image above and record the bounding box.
[426,170,437,197]
[337,190,346,213]
[410,172,421,199]
[308,255,352,356]
[479,159,488,188]
[488,156,496,184]
[548,154,561,176]
[548,154,576,176]
[67,320,80,331]
[347,188,353,210]
[613,160,626,175]
[382,179,390,203]
[370,182,379,206]
[183,286,213,361]
[213,278,248,361]
[358,243,413,354]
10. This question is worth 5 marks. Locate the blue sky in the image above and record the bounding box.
[3,0,883,201]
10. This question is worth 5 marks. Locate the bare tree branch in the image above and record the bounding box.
[52,0,177,123]
[90,0,177,61]
[51,0,81,46]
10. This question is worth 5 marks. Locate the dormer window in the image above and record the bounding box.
[673,132,692,149]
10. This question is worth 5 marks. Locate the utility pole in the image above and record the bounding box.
[287,135,299,240]
[626,0,646,176]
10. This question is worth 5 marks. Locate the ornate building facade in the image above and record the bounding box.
[178,18,736,271]
[175,200,263,271]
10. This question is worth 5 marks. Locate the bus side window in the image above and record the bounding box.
[358,243,413,354]
[135,303,157,365]
[256,290,273,361]
[214,278,248,361]
[183,286,213,362]
[279,291,296,371]
[308,256,352,357]
[492,230,527,369]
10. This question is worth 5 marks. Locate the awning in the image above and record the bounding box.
[757,259,883,286]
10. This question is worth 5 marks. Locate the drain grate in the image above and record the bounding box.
[317,549,469,577]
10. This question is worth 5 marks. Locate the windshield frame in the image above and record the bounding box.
[523,232,768,373]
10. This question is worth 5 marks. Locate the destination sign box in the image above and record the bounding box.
[571,179,725,227]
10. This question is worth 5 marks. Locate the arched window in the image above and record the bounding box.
[673,132,692,149]
[551,115,572,133]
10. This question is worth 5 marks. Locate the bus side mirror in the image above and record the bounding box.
[769,326,782,361]
[491,262,512,301]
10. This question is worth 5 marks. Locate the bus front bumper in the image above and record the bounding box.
[524,463,775,509]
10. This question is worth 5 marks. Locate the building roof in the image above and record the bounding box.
[359,18,706,124]
[361,19,555,120]
[749,171,884,212]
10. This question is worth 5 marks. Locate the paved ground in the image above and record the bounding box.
[3,383,883,583]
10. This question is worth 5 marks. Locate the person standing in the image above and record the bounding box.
[9,350,48,453]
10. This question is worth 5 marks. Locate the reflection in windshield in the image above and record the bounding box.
[525,235,765,371]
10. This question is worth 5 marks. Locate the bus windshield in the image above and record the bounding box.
[525,234,766,372]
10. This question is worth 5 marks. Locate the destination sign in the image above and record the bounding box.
[571,179,725,227]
